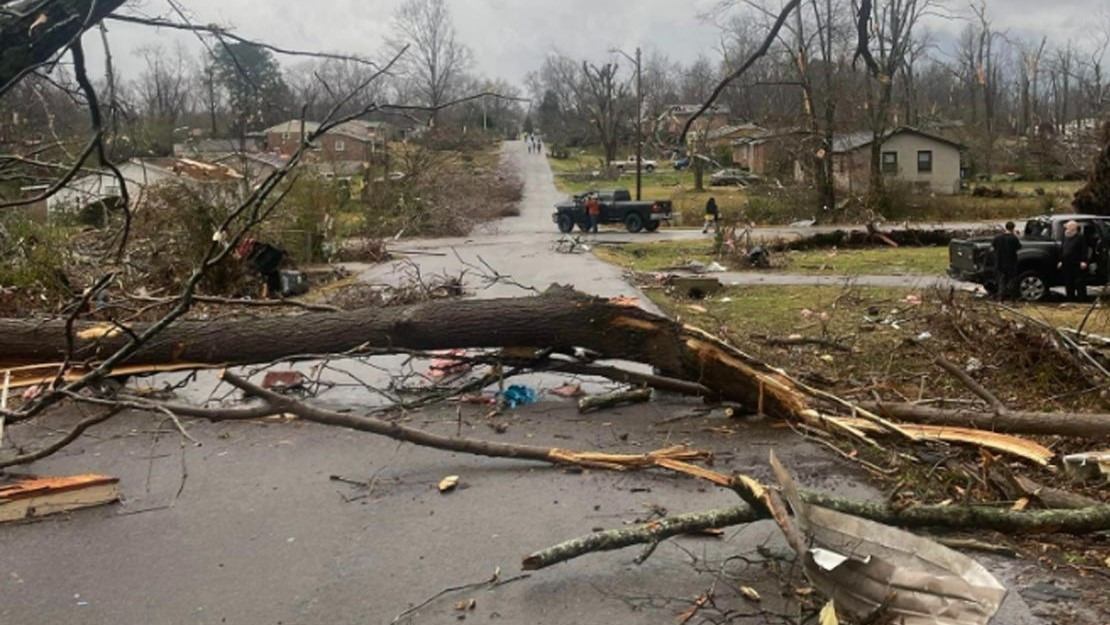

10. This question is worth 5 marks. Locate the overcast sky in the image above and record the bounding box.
[88,0,1108,91]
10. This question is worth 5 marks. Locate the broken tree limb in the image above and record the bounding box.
[0,0,127,92]
[0,288,821,423]
[543,498,1110,568]
[219,371,712,472]
[521,504,762,570]
[933,355,1005,412]
[577,388,652,413]
[832,417,1054,465]
[542,361,714,398]
[988,465,1102,510]
[862,402,1110,437]
[525,495,1110,570]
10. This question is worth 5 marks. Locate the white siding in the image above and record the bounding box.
[878,133,961,194]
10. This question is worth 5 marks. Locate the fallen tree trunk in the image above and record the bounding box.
[1,288,818,422]
[0,0,126,88]
[864,402,1110,438]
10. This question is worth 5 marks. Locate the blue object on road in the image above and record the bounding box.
[498,384,538,409]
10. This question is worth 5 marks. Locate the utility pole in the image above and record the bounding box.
[611,46,644,200]
[634,46,642,201]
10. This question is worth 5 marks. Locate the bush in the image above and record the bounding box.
[0,216,75,301]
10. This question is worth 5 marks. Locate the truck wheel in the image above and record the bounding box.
[625,212,644,233]
[645,164,655,172]
[556,213,574,233]
[644,220,660,232]
[1016,271,1049,301]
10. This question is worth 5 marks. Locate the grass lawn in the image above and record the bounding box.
[642,282,1110,411]
[594,239,950,276]
[786,246,949,275]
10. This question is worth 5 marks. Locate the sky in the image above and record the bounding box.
[87,0,1109,92]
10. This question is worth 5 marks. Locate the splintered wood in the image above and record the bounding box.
[0,474,120,522]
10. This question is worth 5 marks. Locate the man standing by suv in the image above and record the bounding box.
[991,221,1021,300]
[1059,220,1089,301]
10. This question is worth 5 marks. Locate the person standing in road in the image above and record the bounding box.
[702,197,720,234]
[586,193,601,234]
[1058,220,1089,301]
[991,221,1021,300]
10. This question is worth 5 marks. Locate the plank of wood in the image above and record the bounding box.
[0,474,120,522]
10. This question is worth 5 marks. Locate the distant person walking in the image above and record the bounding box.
[991,221,1021,299]
[586,193,601,234]
[1059,220,1089,301]
[702,197,720,234]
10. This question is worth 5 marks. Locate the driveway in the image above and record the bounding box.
[0,141,1043,625]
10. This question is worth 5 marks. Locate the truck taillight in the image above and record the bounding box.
[651,203,661,212]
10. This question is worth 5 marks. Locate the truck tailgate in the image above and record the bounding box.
[948,240,982,273]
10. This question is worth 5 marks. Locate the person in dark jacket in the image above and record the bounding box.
[702,197,720,234]
[991,221,1021,299]
[1058,220,1089,301]
[234,237,286,298]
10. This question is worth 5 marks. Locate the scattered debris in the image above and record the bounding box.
[260,371,308,394]
[738,586,761,602]
[497,384,537,409]
[429,349,472,379]
[1062,451,1110,481]
[766,453,1007,625]
[0,474,120,522]
[548,383,585,399]
[668,276,723,299]
[438,476,460,493]
[578,388,652,413]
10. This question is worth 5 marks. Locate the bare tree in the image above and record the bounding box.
[133,43,193,152]
[388,0,473,124]
[852,0,935,200]
[580,61,633,165]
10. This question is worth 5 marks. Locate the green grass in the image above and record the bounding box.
[785,247,949,275]
[593,239,717,272]
[594,239,949,276]
[643,285,914,349]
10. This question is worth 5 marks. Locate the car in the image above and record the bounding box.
[947,214,1110,301]
[609,155,658,173]
[552,188,673,233]
[710,168,759,186]
[672,157,690,170]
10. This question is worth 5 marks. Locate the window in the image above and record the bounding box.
[917,150,933,173]
[881,151,898,174]
[335,140,346,152]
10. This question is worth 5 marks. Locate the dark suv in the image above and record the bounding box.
[948,214,1110,300]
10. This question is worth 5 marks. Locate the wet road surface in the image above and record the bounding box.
[0,141,1044,624]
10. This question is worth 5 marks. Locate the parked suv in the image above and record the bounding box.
[948,214,1110,300]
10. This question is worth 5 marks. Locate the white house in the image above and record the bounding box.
[47,159,242,216]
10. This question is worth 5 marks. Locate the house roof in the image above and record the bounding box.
[708,123,763,141]
[264,119,391,143]
[263,121,323,135]
[175,138,243,155]
[666,104,731,117]
[832,127,966,153]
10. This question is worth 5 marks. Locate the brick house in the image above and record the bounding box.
[263,120,396,160]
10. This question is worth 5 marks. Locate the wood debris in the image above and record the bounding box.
[0,474,119,522]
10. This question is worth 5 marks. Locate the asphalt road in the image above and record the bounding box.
[0,141,1046,625]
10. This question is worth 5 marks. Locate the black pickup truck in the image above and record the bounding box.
[552,188,673,233]
[948,214,1110,300]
